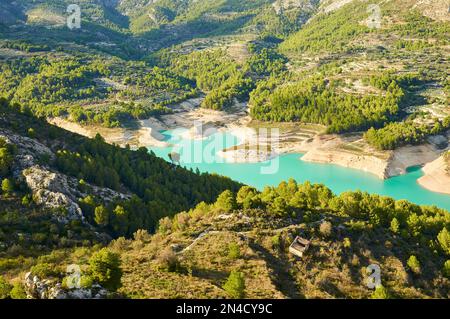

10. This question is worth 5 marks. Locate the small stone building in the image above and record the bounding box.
[289,236,310,258]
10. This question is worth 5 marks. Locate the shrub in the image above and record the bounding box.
[271,234,281,249]
[227,243,241,260]
[88,248,122,291]
[157,247,180,272]
[157,217,173,234]
[343,237,351,248]
[319,221,332,238]
[173,212,190,231]
[94,205,109,226]
[9,283,27,299]
[0,258,22,272]
[80,275,94,289]
[30,263,59,278]
[351,254,360,266]
[21,194,32,206]
[370,285,391,299]
[443,260,450,278]
[32,233,47,244]
[78,179,88,192]
[1,178,14,195]
[38,153,51,165]
[109,237,131,252]
[0,140,14,177]
[27,128,35,138]
[223,271,245,299]
[133,229,151,243]
[437,228,450,255]
[390,218,400,234]
[346,220,369,232]
[0,276,12,299]
[407,255,421,274]
[191,201,210,219]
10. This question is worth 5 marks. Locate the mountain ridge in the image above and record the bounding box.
[0,0,449,300]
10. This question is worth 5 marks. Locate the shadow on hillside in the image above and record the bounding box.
[192,268,229,285]
[249,241,305,299]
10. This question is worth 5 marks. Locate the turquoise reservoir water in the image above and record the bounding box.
[149,130,450,211]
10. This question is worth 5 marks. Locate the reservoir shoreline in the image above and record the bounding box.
[147,130,450,211]
[47,102,450,198]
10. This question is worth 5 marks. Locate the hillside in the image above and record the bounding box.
[0,0,447,153]
[0,0,449,300]
[116,184,450,299]
[0,98,242,274]
[0,97,448,299]
[2,174,449,299]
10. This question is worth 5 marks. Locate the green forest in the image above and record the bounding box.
[0,98,241,239]
[365,117,450,150]
[0,0,449,300]
[250,76,404,133]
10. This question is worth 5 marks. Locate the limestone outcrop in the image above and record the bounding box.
[24,272,108,299]
[0,129,130,223]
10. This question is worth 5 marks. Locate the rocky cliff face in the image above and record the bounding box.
[23,165,86,222]
[24,272,108,299]
[386,144,443,178]
[0,128,130,224]
[302,148,390,179]
[272,0,320,15]
[319,0,450,21]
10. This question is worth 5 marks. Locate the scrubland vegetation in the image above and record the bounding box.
[0,0,449,299]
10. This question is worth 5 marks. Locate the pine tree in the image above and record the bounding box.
[437,228,450,255]
[370,285,391,299]
[227,243,241,260]
[236,186,258,209]
[390,218,400,234]
[94,205,109,226]
[89,248,122,291]
[215,190,236,213]
[443,260,450,278]
[1,178,14,195]
[407,255,421,274]
[0,145,13,177]
[223,271,245,299]
[0,276,12,299]
[9,283,27,299]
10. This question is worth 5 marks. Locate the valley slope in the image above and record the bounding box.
[0,0,449,299]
